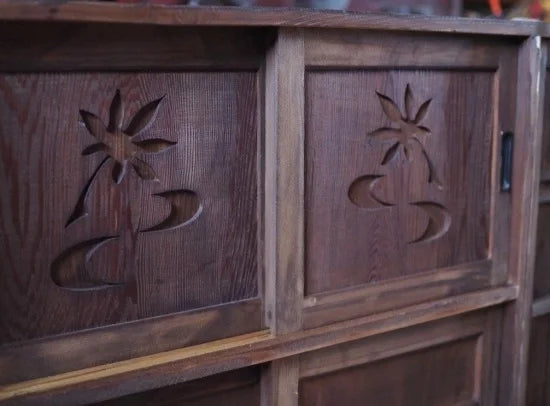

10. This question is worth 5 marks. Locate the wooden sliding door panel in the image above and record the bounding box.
[299,311,499,406]
[303,31,517,327]
[0,23,264,384]
[527,315,550,406]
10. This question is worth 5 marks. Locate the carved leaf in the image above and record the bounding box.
[381,142,400,165]
[131,157,157,181]
[112,161,127,184]
[134,139,177,153]
[80,110,106,140]
[125,96,165,136]
[404,84,414,120]
[109,89,124,131]
[368,128,399,142]
[82,143,107,156]
[66,157,110,228]
[414,99,432,124]
[375,92,402,122]
[143,190,202,232]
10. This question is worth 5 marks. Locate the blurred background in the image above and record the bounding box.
[108,0,550,20]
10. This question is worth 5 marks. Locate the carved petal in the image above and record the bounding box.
[408,202,451,244]
[414,99,432,124]
[112,160,127,184]
[348,175,392,209]
[368,128,399,142]
[109,89,124,131]
[82,143,107,156]
[381,142,400,165]
[375,92,402,122]
[404,84,414,120]
[125,96,165,137]
[131,157,157,181]
[133,138,176,153]
[80,110,106,140]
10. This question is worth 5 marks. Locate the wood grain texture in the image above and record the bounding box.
[0,299,261,385]
[299,336,480,406]
[526,315,550,406]
[262,28,304,406]
[96,367,261,406]
[0,72,258,343]
[498,36,545,406]
[0,3,542,36]
[305,69,494,295]
[0,23,267,72]
[303,261,491,328]
[0,287,517,405]
[305,30,518,69]
[533,205,550,300]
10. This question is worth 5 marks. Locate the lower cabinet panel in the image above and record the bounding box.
[95,367,261,406]
[299,311,498,406]
[527,315,550,406]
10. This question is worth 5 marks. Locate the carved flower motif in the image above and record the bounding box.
[80,89,175,184]
[370,84,440,186]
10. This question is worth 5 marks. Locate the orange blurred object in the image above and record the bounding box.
[488,0,503,15]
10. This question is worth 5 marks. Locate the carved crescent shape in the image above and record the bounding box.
[50,236,124,291]
[408,202,451,244]
[143,190,202,232]
[348,175,392,209]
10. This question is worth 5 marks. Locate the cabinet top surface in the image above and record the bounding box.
[0,1,549,37]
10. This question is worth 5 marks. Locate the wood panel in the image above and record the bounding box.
[305,69,495,295]
[527,315,550,406]
[0,71,258,343]
[299,311,500,406]
[96,367,261,406]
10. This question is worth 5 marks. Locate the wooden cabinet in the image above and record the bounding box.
[0,4,548,406]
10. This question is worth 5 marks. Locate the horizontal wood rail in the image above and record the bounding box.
[0,286,518,405]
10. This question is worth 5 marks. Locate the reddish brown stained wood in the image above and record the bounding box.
[0,71,258,342]
[526,315,550,406]
[303,261,491,328]
[0,286,517,405]
[498,36,545,406]
[0,3,543,36]
[305,69,494,295]
[96,367,261,406]
[299,336,480,406]
[0,299,261,385]
[0,23,267,72]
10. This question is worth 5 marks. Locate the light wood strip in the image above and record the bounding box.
[0,286,518,405]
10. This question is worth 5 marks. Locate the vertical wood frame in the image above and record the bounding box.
[498,36,546,406]
[262,28,305,406]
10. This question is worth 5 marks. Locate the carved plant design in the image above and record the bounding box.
[370,84,440,187]
[51,90,202,294]
[348,84,450,245]
[67,90,176,227]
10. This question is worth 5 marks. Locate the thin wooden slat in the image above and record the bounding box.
[262,27,305,406]
[304,30,516,69]
[303,261,491,329]
[0,286,518,405]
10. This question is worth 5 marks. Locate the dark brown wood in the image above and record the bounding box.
[0,3,543,36]
[527,315,550,406]
[97,367,261,406]
[0,287,517,405]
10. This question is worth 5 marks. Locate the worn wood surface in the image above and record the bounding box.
[0,287,517,404]
[0,3,544,36]
[527,315,550,406]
